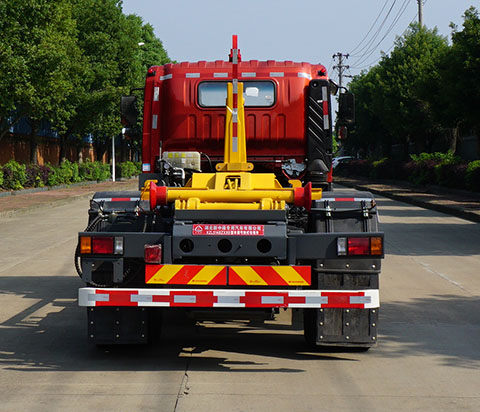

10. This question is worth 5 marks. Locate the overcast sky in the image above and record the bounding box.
[122,0,475,83]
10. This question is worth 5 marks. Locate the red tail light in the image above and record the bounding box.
[92,237,114,254]
[145,244,162,263]
[337,236,384,256]
[347,237,370,256]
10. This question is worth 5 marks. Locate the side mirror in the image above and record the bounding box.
[329,79,339,96]
[122,127,139,140]
[120,95,138,127]
[337,92,355,125]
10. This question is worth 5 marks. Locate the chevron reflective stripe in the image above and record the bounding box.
[229,265,310,286]
[145,264,227,285]
[145,265,310,286]
[79,288,379,309]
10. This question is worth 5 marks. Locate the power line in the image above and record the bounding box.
[352,13,418,70]
[347,0,429,72]
[348,0,391,55]
[351,0,411,68]
[349,0,398,58]
[326,57,334,77]
[351,0,410,65]
[350,0,429,71]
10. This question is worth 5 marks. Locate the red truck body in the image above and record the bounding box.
[141,60,329,175]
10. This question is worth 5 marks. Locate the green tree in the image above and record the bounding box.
[1,0,170,164]
[347,65,392,157]
[71,0,171,162]
[0,0,82,163]
[0,1,30,141]
[444,7,480,156]
[347,24,449,159]
[380,25,448,155]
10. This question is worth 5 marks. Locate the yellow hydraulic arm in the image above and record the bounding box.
[215,82,253,172]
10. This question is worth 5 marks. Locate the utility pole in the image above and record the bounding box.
[112,135,116,182]
[417,0,423,27]
[332,52,350,91]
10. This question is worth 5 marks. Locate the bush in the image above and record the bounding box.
[1,160,27,190]
[78,160,111,181]
[98,162,111,181]
[466,160,480,192]
[434,162,467,189]
[119,161,138,178]
[78,159,99,181]
[25,164,53,188]
[134,162,142,175]
[1,160,116,191]
[47,159,81,186]
[408,159,438,185]
[402,151,468,186]
[410,151,460,164]
[336,152,478,191]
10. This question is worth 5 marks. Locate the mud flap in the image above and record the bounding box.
[304,307,378,347]
[87,307,149,345]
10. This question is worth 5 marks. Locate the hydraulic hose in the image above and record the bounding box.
[74,215,104,279]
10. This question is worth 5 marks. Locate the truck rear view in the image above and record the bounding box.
[75,36,383,350]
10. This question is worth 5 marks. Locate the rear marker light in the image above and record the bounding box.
[337,237,347,256]
[337,236,383,256]
[80,236,91,254]
[92,237,114,254]
[348,237,370,256]
[147,67,156,77]
[114,237,124,255]
[145,244,162,264]
[370,236,383,256]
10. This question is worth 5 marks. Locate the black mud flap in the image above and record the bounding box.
[304,307,378,349]
[87,307,150,345]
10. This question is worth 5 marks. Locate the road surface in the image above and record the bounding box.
[1,187,479,412]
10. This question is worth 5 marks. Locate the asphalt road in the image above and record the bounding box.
[1,187,479,412]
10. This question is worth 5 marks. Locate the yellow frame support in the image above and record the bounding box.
[215,82,253,172]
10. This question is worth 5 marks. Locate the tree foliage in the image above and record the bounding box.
[447,7,480,133]
[346,8,480,159]
[0,0,171,163]
[0,0,81,146]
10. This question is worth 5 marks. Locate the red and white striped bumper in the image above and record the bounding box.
[78,288,379,309]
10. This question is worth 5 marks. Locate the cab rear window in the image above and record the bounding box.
[198,81,275,107]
